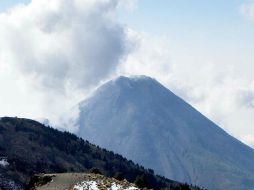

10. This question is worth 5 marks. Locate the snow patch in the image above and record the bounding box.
[0,158,9,167]
[111,182,138,190]
[74,181,99,190]
[73,181,139,190]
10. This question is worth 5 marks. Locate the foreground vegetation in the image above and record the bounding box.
[0,117,203,190]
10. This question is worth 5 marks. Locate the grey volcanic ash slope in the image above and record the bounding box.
[77,76,254,190]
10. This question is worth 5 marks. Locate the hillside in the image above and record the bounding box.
[28,173,139,190]
[0,117,201,190]
[76,75,254,190]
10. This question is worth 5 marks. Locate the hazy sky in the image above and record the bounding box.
[0,0,30,12]
[0,0,254,147]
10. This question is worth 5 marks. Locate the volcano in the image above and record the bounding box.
[76,76,254,190]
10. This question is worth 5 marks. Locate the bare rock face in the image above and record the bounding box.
[77,76,254,190]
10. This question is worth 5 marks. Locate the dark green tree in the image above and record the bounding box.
[114,172,124,181]
[89,168,102,175]
[134,174,151,188]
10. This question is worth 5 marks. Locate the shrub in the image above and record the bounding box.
[114,172,124,181]
[89,168,102,175]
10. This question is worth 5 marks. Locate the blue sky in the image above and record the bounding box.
[0,0,254,147]
[0,0,30,12]
[121,0,244,32]
[119,0,254,75]
[120,0,252,37]
[3,0,254,58]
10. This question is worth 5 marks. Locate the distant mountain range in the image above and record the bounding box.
[76,76,254,190]
[0,117,200,190]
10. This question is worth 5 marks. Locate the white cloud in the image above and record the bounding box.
[240,0,254,21]
[178,74,254,148]
[0,0,133,127]
[0,0,254,148]
[0,0,129,92]
[118,30,173,84]
[240,134,254,147]
[118,0,138,11]
[180,70,254,130]
[169,66,254,148]
[118,30,254,148]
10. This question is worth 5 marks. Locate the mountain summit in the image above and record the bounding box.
[76,76,254,190]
